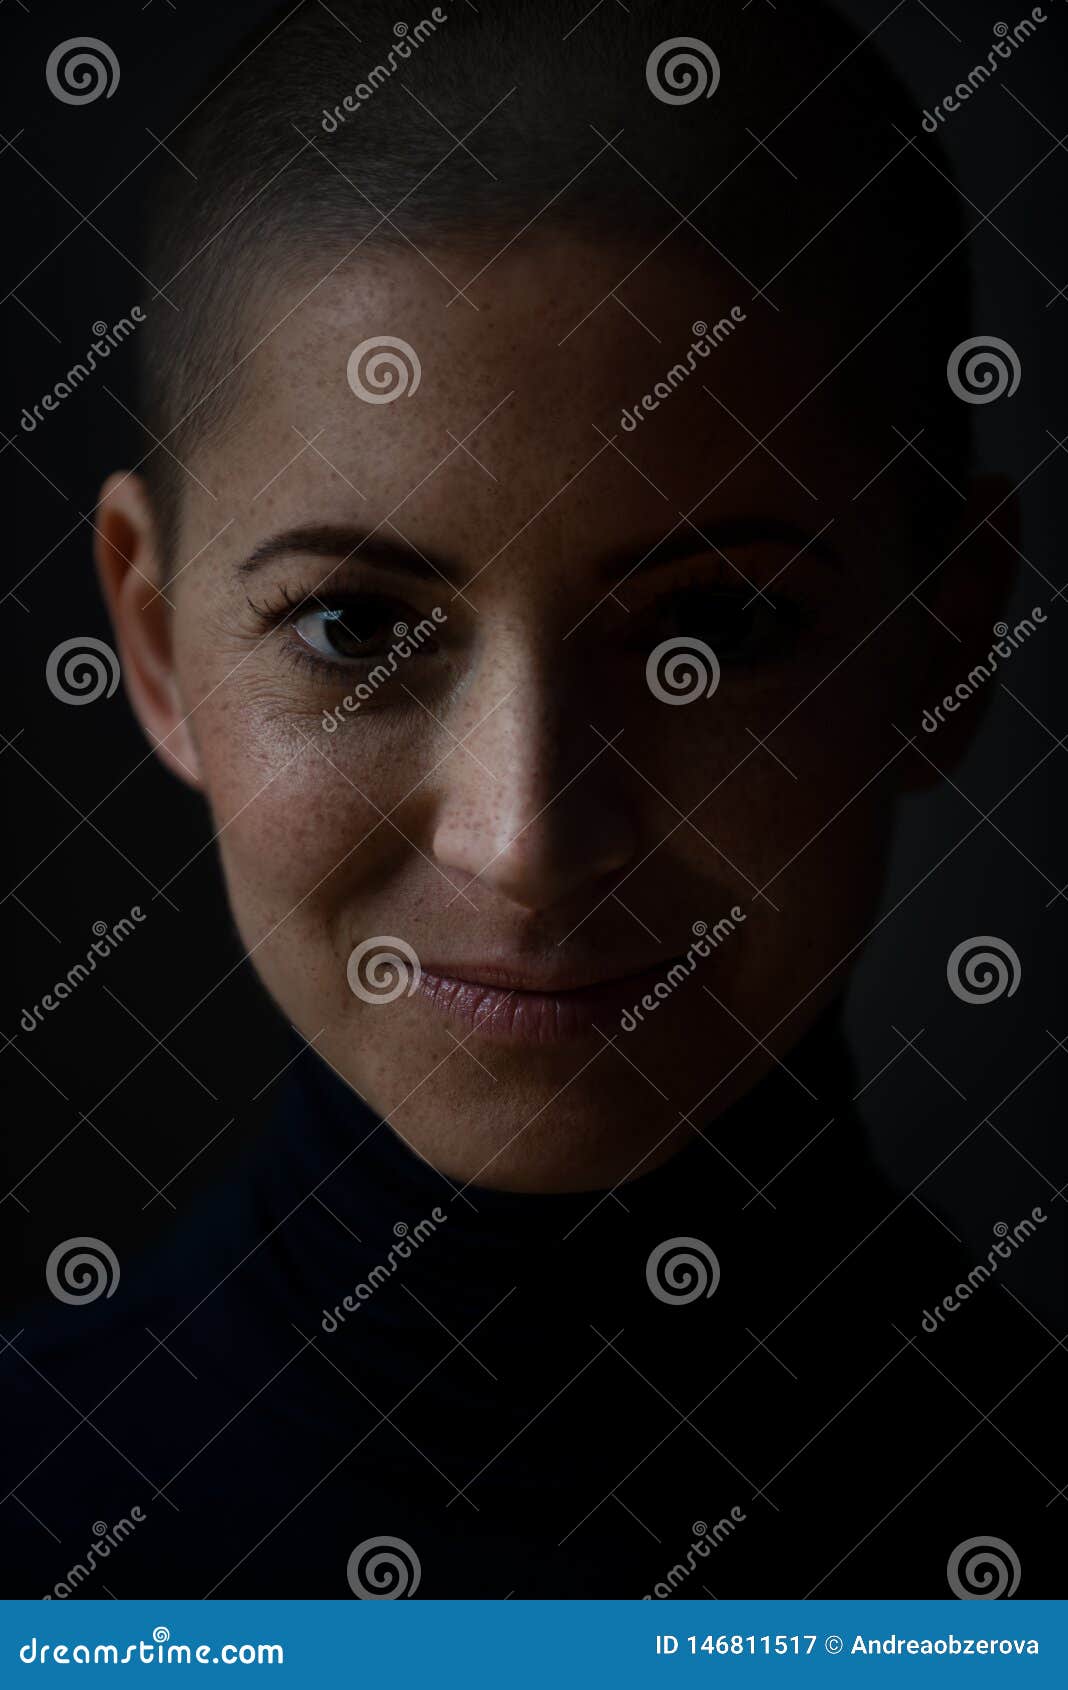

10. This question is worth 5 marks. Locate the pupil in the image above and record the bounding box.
[682,593,752,647]
[324,612,370,657]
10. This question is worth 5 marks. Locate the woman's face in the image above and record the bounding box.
[99,234,977,1191]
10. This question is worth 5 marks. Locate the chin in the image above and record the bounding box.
[345,1052,700,1194]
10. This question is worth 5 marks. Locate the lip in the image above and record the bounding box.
[414,957,687,1044]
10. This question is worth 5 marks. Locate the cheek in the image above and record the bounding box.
[643,633,902,856]
[188,689,422,964]
[666,654,901,988]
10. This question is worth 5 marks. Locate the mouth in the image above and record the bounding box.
[414,957,687,1044]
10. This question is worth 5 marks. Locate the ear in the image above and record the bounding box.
[93,471,202,789]
[900,473,1020,791]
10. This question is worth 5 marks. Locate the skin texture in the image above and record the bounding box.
[95,233,1014,1191]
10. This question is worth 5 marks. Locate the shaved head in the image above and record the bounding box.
[137,0,972,565]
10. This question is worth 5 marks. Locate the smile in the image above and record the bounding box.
[413,959,689,1045]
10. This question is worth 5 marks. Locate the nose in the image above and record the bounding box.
[429,655,639,913]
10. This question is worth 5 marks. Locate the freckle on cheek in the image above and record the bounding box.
[229,778,381,885]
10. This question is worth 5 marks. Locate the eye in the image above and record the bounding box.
[290,595,419,665]
[293,605,377,662]
[646,586,805,664]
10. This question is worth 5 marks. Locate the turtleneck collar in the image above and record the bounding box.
[247,1007,878,1326]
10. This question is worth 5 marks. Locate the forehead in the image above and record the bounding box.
[203,233,878,575]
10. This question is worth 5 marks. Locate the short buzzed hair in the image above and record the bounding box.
[137,0,973,565]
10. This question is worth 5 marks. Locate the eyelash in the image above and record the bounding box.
[247,580,812,679]
[635,585,810,665]
[247,586,424,676]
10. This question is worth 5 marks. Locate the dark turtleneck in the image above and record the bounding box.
[1,1013,1061,1598]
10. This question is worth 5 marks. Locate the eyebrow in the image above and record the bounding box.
[237,516,841,586]
[604,518,842,583]
[238,524,461,585]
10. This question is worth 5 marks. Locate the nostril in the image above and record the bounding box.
[432,793,639,916]
[426,675,640,911]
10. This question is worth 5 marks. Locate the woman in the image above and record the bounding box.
[2,0,1059,1598]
